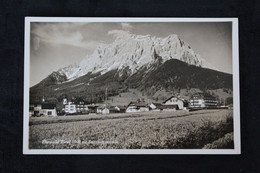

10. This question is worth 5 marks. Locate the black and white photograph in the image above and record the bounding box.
[23,18,240,154]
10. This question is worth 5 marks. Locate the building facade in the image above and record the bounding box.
[126,102,149,113]
[163,96,185,110]
[189,93,218,108]
[64,101,89,114]
[41,103,57,117]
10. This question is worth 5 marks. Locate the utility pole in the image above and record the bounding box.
[105,87,108,108]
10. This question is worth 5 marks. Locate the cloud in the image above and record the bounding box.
[31,23,98,50]
[121,23,133,31]
[108,29,131,39]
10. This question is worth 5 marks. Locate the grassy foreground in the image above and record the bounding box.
[29,109,233,149]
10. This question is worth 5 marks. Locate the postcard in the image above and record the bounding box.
[23,17,240,154]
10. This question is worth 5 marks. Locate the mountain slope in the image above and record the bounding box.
[130,59,232,90]
[30,59,232,104]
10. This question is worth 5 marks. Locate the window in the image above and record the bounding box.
[48,111,52,115]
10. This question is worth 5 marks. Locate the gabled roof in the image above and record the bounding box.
[163,96,184,103]
[115,105,127,110]
[128,101,147,107]
[152,103,163,106]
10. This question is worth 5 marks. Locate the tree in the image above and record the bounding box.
[220,98,225,105]
[226,97,233,105]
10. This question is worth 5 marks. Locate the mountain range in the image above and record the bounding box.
[30,31,232,105]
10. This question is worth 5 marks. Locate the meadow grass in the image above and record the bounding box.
[29,109,233,149]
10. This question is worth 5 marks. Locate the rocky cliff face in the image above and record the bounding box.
[56,30,216,82]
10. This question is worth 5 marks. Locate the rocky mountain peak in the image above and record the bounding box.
[56,31,216,82]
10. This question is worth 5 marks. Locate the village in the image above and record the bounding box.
[29,92,232,117]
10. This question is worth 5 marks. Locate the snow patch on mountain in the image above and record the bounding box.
[57,30,217,81]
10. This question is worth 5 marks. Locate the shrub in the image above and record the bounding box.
[203,132,234,149]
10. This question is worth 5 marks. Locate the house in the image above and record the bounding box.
[163,96,185,110]
[88,104,99,114]
[109,106,120,114]
[64,100,89,115]
[108,106,126,114]
[64,101,77,114]
[115,106,127,113]
[102,107,110,114]
[29,103,42,117]
[189,93,218,108]
[41,103,57,117]
[161,104,178,111]
[75,100,89,114]
[96,106,103,114]
[63,97,68,105]
[126,101,149,113]
[96,106,110,114]
[149,103,163,111]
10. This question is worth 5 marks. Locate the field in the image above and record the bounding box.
[29,109,234,149]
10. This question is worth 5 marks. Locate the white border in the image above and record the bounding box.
[23,17,240,155]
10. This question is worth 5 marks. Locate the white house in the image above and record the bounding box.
[189,93,217,108]
[64,101,89,114]
[41,103,57,117]
[126,102,149,113]
[65,101,77,114]
[63,98,68,105]
[163,96,184,110]
[96,106,110,114]
[102,108,110,114]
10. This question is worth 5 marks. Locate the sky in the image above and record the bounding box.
[30,22,232,86]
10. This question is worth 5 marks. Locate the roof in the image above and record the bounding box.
[108,107,118,111]
[191,93,216,99]
[152,103,163,106]
[115,106,127,110]
[163,96,184,103]
[127,101,147,107]
[151,103,164,109]
[42,103,56,109]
